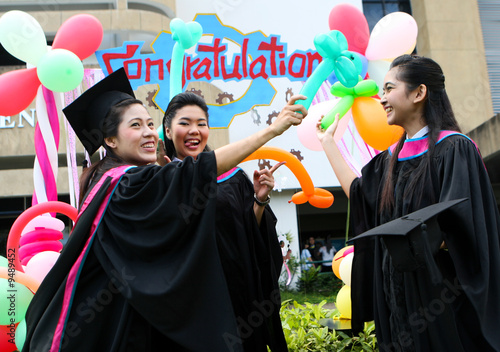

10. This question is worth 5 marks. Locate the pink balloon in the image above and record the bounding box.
[24,251,60,283]
[19,241,63,266]
[52,14,103,60]
[297,99,351,151]
[21,215,65,236]
[328,4,370,54]
[365,12,418,61]
[0,68,40,116]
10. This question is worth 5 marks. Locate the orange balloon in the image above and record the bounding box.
[242,146,334,208]
[0,268,40,293]
[332,245,353,279]
[352,97,404,151]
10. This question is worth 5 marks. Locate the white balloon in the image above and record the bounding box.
[367,59,391,97]
[339,252,354,286]
[24,251,60,283]
[0,10,47,66]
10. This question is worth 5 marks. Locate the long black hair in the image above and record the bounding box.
[79,98,144,204]
[162,92,211,159]
[379,55,461,213]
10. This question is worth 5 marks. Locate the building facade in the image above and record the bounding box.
[0,0,498,256]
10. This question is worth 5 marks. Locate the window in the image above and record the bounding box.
[478,0,500,113]
[363,0,412,31]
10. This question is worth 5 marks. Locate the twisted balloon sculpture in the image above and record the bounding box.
[296,30,362,110]
[320,77,379,129]
[242,146,334,208]
[157,18,203,140]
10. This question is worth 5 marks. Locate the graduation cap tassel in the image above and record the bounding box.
[420,223,443,285]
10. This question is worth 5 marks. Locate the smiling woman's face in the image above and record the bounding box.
[165,105,209,160]
[105,103,158,166]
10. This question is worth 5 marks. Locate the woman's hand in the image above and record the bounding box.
[253,161,286,204]
[270,95,308,136]
[156,140,171,166]
[316,113,339,145]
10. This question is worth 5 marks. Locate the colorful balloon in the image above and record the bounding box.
[169,18,203,99]
[298,30,362,110]
[7,201,78,272]
[52,14,103,60]
[0,323,18,352]
[365,12,418,61]
[242,146,334,208]
[332,245,353,279]
[0,68,40,116]
[0,11,47,66]
[15,319,26,351]
[335,285,352,319]
[0,268,40,294]
[339,252,354,286]
[36,49,84,92]
[0,279,34,325]
[297,99,351,151]
[367,59,391,97]
[328,4,370,54]
[321,78,379,129]
[328,52,368,85]
[352,97,404,151]
[24,251,60,284]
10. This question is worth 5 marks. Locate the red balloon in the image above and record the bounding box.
[0,324,18,352]
[0,68,40,116]
[52,14,103,60]
[328,4,370,55]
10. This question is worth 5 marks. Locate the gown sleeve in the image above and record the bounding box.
[92,152,243,351]
[434,136,500,350]
[349,152,389,331]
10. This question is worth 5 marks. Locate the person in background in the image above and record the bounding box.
[318,235,336,272]
[300,240,314,271]
[307,236,320,263]
[316,54,500,351]
[22,68,306,351]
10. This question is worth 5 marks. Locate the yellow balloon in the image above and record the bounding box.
[332,245,353,279]
[336,285,352,319]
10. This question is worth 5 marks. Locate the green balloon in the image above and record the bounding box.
[37,48,84,92]
[15,319,26,351]
[0,279,34,325]
[0,256,8,268]
[321,95,355,129]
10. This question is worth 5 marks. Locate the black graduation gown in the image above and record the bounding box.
[215,168,287,352]
[349,133,500,351]
[22,152,244,352]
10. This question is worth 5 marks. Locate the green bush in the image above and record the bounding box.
[279,300,378,351]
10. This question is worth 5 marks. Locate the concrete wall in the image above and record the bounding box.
[411,0,493,134]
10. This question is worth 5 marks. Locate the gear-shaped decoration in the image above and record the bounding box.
[257,159,272,170]
[285,87,294,102]
[290,149,304,162]
[187,87,204,98]
[216,92,234,105]
[146,90,159,109]
[266,110,280,126]
[251,108,261,126]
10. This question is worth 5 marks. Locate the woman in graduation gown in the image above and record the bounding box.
[316,55,500,351]
[161,92,290,352]
[21,68,307,352]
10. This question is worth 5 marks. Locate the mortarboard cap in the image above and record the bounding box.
[348,198,467,274]
[63,68,135,155]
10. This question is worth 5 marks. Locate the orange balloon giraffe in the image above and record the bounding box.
[242,146,334,208]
